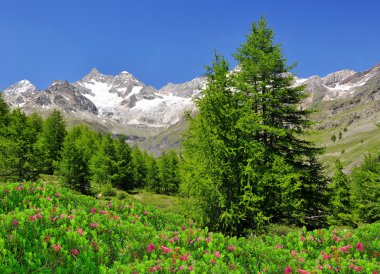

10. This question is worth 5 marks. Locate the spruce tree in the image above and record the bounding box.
[180,18,327,235]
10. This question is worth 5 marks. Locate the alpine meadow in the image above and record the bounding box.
[0,17,379,273]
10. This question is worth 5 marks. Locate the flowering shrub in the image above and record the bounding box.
[0,181,378,273]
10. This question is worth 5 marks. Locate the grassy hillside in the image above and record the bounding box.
[0,181,378,273]
[309,97,380,173]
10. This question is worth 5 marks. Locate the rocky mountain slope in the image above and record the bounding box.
[1,63,380,170]
[2,69,206,138]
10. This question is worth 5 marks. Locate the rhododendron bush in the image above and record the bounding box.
[0,181,378,273]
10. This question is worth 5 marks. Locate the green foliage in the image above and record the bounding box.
[350,155,380,223]
[113,135,134,190]
[180,18,327,235]
[130,146,148,189]
[327,160,353,226]
[90,133,118,186]
[0,109,42,181]
[331,134,337,142]
[145,153,160,191]
[37,109,67,174]
[0,93,9,118]
[157,150,180,194]
[57,125,96,193]
[0,181,378,273]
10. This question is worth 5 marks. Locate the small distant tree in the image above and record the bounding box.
[114,135,134,190]
[90,134,118,186]
[130,146,148,189]
[38,110,67,174]
[327,160,352,226]
[157,150,180,194]
[331,135,337,142]
[0,93,9,123]
[339,131,342,140]
[145,154,160,192]
[57,125,95,193]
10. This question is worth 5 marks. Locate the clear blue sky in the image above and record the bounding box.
[1,0,379,90]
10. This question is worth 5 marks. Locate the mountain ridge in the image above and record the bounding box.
[1,63,380,168]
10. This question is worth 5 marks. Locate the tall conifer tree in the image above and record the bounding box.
[180,18,327,235]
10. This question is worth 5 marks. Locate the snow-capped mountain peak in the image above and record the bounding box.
[1,79,38,107]
[3,79,37,96]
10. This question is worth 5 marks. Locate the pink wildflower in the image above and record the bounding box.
[91,222,98,228]
[228,245,236,251]
[77,228,83,236]
[214,251,221,259]
[181,226,185,231]
[356,242,364,252]
[46,196,51,201]
[323,253,331,260]
[318,265,323,270]
[340,244,351,253]
[188,266,194,271]
[100,210,107,215]
[135,214,139,219]
[71,249,79,256]
[276,244,283,249]
[179,253,190,261]
[179,265,185,270]
[29,215,37,221]
[52,244,61,252]
[146,243,155,253]
[12,220,19,226]
[205,237,211,243]
[308,236,314,241]
[297,268,309,274]
[300,236,306,242]
[160,246,172,254]
[284,266,292,274]
[91,208,97,214]
[68,215,74,220]
[143,211,149,215]
[55,192,61,197]
[291,250,297,256]
[197,236,202,242]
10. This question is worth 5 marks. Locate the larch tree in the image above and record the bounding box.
[180,18,327,235]
[327,160,352,226]
[38,109,67,174]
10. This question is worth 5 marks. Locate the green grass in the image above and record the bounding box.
[306,101,380,173]
[124,189,181,214]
